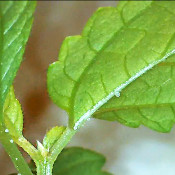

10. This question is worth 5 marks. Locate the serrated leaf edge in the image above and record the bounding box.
[74,49,175,130]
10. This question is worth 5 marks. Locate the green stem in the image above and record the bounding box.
[35,127,76,175]
[0,124,33,175]
[36,159,53,175]
[15,136,42,161]
[49,127,76,165]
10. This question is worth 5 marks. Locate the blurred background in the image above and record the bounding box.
[1,1,175,175]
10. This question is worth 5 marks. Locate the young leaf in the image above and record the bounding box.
[43,126,66,150]
[47,1,175,131]
[0,1,36,113]
[3,86,23,137]
[53,147,111,175]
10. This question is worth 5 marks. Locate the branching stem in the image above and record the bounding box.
[15,136,42,161]
[35,127,77,175]
[0,123,33,175]
[49,127,76,164]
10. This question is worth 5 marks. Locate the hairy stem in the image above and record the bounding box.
[36,159,53,175]
[35,127,76,175]
[15,136,42,161]
[33,120,87,174]
[49,127,76,165]
[0,123,33,175]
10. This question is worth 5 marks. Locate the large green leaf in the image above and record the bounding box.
[0,1,36,114]
[53,147,111,175]
[47,1,175,131]
[94,53,175,132]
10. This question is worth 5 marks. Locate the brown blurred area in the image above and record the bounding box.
[2,2,175,175]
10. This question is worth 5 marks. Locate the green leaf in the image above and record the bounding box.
[94,54,175,132]
[47,1,175,132]
[0,3,36,175]
[43,126,66,150]
[3,86,23,137]
[53,147,111,175]
[0,1,36,113]
[10,148,111,175]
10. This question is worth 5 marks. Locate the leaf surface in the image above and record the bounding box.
[0,1,36,113]
[53,147,111,175]
[43,126,66,150]
[47,1,175,131]
[3,86,23,137]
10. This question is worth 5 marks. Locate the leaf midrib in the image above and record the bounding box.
[0,2,5,111]
[70,2,175,129]
[70,2,155,118]
[0,2,31,105]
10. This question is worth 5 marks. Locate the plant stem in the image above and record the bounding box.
[34,119,88,174]
[49,127,76,165]
[15,136,42,161]
[33,127,75,175]
[0,123,33,175]
[36,159,53,175]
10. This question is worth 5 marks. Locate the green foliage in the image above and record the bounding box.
[10,147,111,175]
[47,1,175,132]
[3,1,175,175]
[43,126,66,150]
[0,2,36,175]
[0,1,36,113]
[53,147,111,175]
[94,53,175,132]
[3,86,23,137]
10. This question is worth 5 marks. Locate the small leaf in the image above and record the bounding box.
[3,86,23,137]
[0,1,36,115]
[47,1,175,131]
[53,147,112,175]
[36,140,49,158]
[43,126,66,150]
